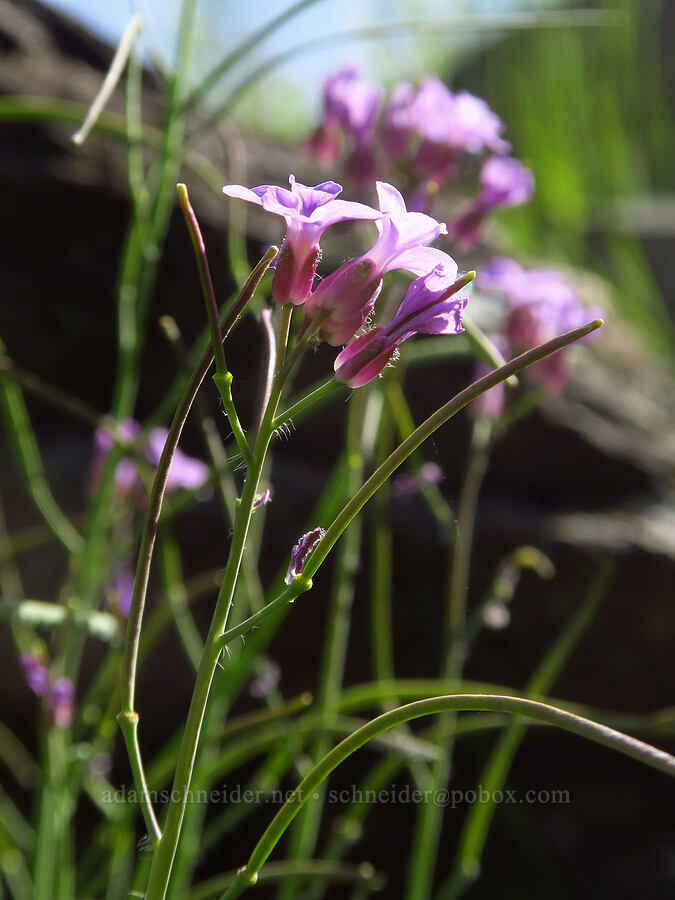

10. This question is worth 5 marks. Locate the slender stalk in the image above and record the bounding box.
[191,860,382,900]
[0,338,83,553]
[221,693,675,898]
[120,247,275,713]
[71,13,143,146]
[144,309,325,899]
[176,184,227,376]
[281,389,378,898]
[117,713,162,843]
[115,252,274,850]
[176,182,253,465]
[215,321,604,653]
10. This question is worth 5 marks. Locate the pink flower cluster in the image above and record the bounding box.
[473,258,602,417]
[305,67,534,246]
[223,176,470,387]
[90,420,211,500]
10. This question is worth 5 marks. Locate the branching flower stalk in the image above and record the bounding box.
[117,248,276,845]
[143,298,329,899]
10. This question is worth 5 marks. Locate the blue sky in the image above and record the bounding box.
[44,0,543,133]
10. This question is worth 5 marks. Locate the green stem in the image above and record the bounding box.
[221,693,675,898]
[303,321,602,583]
[144,308,324,899]
[0,338,83,554]
[120,247,275,713]
[191,860,382,900]
[281,388,378,898]
[215,321,603,654]
[116,713,162,844]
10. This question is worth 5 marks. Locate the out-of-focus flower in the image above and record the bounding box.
[146,427,210,494]
[478,258,602,391]
[334,265,470,387]
[407,79,510,181]
[304,182,452,345]
[106,564,135,618]
[223,176,381,306]
[90,418,141,497]
[285,527,325,585]
[253,489,272,509]
[249,659,281,699]
[20,652,49,696]
[20,654,75,728]
[448,156,534,247]
[48,678,74,729]
[307,65,384,185]
[383,81,416,158]
[391,461,444,498]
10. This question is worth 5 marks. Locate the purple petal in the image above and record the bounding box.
[334,328,398,388]
[146,428,210,495]
[20,653,49,697]
[479,156,534,208]
[48,678,74,729]
[284,527,325,584]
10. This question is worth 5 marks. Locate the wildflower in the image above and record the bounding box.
[253,489,272,509]
[285,527,325,585]
[307,65,384,184]
[90,418,141,497]
[448,156,534,247]
[478,258,602,391]
[146,428,210,494]
[48,678,74,729]
[391,462,444,498]
[106,564,135,618]
[20,652,49,696]
[383,82,416,158]
[20,654,74,728]
[304,181,452,346]
[404,78,510,181]
[334,265,470,388]
[222,176,381,306]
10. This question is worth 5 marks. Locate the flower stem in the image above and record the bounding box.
[144,307,325,899]
[222,693,675,898]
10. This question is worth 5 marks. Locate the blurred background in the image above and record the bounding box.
[0,0,673,897]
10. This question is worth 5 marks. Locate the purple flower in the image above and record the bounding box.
[448,156,534,247]
[106,564,135,618]
[391,462,444,498]
[479,258,602,391]
[383,82,416,158]
[20,655,75,728]
[307,65,384,185]
[405,79,510,181]
[285,527,325,585]
[90,418,141,497]
[304,182,453,346]
[48,678,74,729]
[20,652,49,697]
[145,428,210,495]
[223,175,381,306]
[334,265,470,388]
[253,489,272,509]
